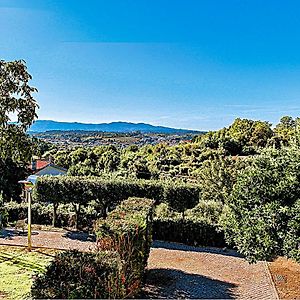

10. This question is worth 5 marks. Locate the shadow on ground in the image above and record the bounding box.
[0,252,46,272]
[141,268,237,299]
[63,231,96,242]
[0,228,39,238]
[152,240,243,258]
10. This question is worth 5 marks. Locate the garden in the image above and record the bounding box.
[0,60,299,298]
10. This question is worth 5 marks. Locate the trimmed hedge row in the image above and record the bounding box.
[95,197,154,297]
[34,176,200,227]
[153,219,225,247]
[31,197,155,299]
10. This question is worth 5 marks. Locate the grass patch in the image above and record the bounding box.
[0,246,59,300]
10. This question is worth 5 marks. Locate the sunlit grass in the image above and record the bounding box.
[0,246,58,300]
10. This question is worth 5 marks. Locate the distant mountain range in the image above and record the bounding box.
[29,120,202,134]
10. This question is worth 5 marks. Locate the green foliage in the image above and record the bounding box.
[95,197,154,297]
[31,250,125,299]
[282,199,300,261]
[194,118,273,155]
[0,60,38,161]
[0,195,6,228]
[0,158,28,201]
[95,198,154,297]
[163,182,200,213]
[222,146,300,262]
[195,156,247,203]
[273,116,299,146]
[32,198,154,299]
[36,116,300,185]
[0,60,38,201]
[34,176,199,214]
[153,201,225,247]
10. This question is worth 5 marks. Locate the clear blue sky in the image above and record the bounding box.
[1,0,300,130]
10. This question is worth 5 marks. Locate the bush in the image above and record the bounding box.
[31,250,125,299]
[5,201,53,225]
[95,197,154,297]
[153,219,225,247]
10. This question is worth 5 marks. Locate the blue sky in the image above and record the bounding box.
[1,0,300,130]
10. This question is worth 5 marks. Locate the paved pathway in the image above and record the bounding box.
[0,229,278,299]
[142,241,279,299]
[0,228,96,252]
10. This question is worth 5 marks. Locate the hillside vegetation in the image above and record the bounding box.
[2,115,300,264]
[28,116,300,262]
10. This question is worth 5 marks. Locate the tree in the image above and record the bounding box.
[221,146,300,262]
[274,116,296,145]
[0,60,38,200]
[195,156,246,204]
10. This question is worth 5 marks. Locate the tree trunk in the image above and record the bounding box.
[74,203,81,230]
[52,203,58,227]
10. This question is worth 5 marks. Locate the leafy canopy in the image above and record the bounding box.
[0,60,38,200]
[222,146,300,262]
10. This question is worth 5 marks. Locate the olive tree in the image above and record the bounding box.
[221,146,300,262]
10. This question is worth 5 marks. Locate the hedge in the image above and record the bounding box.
[31,250,125,299]
[34,176,200,227]
[153,218,225,247]
[94,197,154,297]
[31,197,155,299]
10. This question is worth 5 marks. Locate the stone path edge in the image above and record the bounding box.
[264,261,280,300]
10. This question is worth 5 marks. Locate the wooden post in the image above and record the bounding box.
[27,189,32,251]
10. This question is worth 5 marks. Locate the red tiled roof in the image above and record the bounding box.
[36,160,50,170]
[28,160,50,171]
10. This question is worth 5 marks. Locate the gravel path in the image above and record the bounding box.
[142,241,279,299]
[0,230,279,299]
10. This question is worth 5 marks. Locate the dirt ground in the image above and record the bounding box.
[268,257,300,299]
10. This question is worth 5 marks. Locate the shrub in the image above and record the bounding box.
[4,201,53,225]
[95,197,154,297]
[31,250,125,299]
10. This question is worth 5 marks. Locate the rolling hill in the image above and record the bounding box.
[29,120,202,134]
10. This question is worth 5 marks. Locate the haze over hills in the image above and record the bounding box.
[29,120,202,134]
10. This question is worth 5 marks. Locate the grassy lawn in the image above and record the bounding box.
[0,246,58,300]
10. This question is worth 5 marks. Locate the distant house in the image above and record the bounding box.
[27,159,67,184]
